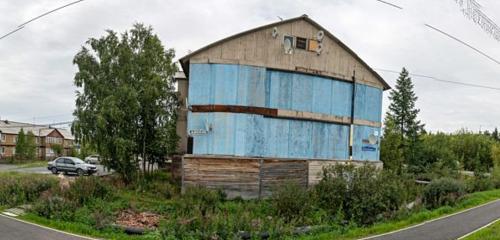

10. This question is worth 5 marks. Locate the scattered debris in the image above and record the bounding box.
[115,209,161,230]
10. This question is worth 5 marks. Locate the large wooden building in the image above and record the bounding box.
[176,15,389,198]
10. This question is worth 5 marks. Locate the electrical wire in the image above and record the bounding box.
[375,68,500,91]
[0,0,86,41]
[375,0,403,10]
[424,24,500,65]
[17,0,86,28]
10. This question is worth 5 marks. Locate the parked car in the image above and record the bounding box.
[84,155,100,164]
[48,157,97,176]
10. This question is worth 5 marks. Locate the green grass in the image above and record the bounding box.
[301,189,500,240]
[19,213,159,240]
[463,219,500,240]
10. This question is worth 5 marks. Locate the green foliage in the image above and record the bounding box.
[0,173,57,207]
[465,173,494,193]
[272,181,313,223]
[51,144,64,157]
[423,178,466,209]
[63,177,114,206]
[380,119,404,171]
[315,165,413,226]
[72,23,179,183]
[181,186,226,217]
[26,131,37,159]
[382,68,425,172]
[14,129,36,160]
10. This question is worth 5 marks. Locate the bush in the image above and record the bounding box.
[423,178,465,209]
[63,176,114,205]
[272,181,312,223]
[181,186,226,217]
[31,196,76,221]
[315,165,412,225]
[0,173,57,207]
[465,173,494,193]
[131,171,177,199]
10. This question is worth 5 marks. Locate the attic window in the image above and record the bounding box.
[295,37,307,50]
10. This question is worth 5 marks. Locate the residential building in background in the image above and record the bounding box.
[0,120,75,160]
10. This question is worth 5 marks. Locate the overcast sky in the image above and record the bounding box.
[1,0,499,133]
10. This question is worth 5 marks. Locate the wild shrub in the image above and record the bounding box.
[0,173,57,206]
[181,186,226,217]
[423,177,465,209]
[272,181,312,223]
[315,164,411,225]
[465,173,494,193]
[32,196,76,221]
[63,176,114,206]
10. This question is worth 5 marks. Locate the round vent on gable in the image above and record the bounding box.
[316,30,325,41]
[272,27,279,38]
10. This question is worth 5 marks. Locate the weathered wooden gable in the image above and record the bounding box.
[182,16,389,90]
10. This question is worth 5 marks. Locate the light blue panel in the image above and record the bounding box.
[352,125,381,161]
[265,118,290,158]
[189,112,351,160]
[233,114,248,156]
[212,113,235,155]
[291,74,313,112]
[354,84,383,123]
[188,64,212,105]
[331,124,350,159]
[288,120,313,158]
[312,76,332,115]
[245,66,266,107]
[331,81,353,117]
[187,112,213,154]
[312,122,329,159]
[214,65,238,105]
[245,114,266,157]
[266,71,293,109]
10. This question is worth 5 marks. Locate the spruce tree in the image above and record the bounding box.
[382,68,425,172]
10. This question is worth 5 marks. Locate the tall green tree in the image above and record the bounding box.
[381,68,425,172]
[25,131,37,160]
[15,129,27,160]
[72,23,178,183]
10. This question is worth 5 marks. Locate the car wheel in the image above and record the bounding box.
[77,169,84,176]
[51,167,58,174]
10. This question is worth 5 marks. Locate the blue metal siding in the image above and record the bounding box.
[188,63,382,161]
[352,125,381,161]
[354,84,383,123]
[188,112,350,159]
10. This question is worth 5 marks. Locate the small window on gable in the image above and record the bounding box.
[295,37,307,50]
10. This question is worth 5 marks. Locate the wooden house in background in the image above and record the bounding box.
[176,15,390,198]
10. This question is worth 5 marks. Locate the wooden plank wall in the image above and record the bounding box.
[182,157,261,199]
[183,156,383,199]
[260,159,308,197]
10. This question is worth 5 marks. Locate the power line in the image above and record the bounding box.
[0,0,86,41]
[0,26,24,40]
[424,24,500,65]
[18,0,86,28]
[375,0,403,9]
[375,68,500,91]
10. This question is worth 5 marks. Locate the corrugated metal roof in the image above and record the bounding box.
[179,14,390,90]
